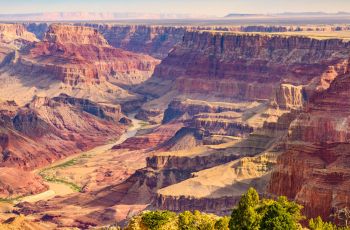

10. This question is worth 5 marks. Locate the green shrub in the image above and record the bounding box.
[229,188,303,230]
[178,210,216,230]
[309,216,338,230]
[214,216,230,230]
[141,211,177,230]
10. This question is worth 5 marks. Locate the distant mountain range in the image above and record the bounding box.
[0,12,212,21]
[0,11,349,21]
[225,12,350,18]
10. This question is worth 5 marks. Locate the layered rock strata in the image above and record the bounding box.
[0,24,37,62]
[269,70,350,220]
[82,24,187,59]
[0,94,127,170]
[7,24,160,87]
[153,31,350,100]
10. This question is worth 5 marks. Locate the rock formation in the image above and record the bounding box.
[152,31,350,100]
[82,24,187,59]
[269,68,350,220]
[0,94,127,170]
[0,24,37,47]
[11,24,160,87]
[0,24,37,63]
[0,168,48,198]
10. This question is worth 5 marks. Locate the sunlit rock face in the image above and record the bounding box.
[153,31,350,100]
[269,67,350,220]
[8,24,160,87]
[0,23,38,63]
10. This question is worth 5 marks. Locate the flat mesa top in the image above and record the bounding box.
[199,30,350,41]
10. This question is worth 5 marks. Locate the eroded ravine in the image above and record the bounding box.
[21,113,143,203]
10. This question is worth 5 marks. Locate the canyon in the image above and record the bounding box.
[0,22,350,229]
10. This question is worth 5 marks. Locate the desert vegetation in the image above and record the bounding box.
[117,188,348,230]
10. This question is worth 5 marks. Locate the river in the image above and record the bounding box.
[21,113,143,203]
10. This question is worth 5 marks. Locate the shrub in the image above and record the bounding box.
[215,216,230,230]
[141,210,177,230]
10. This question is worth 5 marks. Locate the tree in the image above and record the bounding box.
[141,210,177,230]
[309,216,338,230]
[178,210,216,230]
[259,202,299,230]
[215,216,230,230]
[228,188,304,230]
[229,187,261,230]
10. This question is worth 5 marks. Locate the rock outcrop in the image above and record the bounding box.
[82,24,187,59]
[113,123,183,151]
[269,69,350,220]
[153,31,350,100]
[0,167,48,198]
[7,24,160,87]
[0,24,37,47]
[0,24,37,63]
[0,94,127,170]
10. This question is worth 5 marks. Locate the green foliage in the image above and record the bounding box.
[214,216,230,230]
[141,211,177,230]
[178,210,216,230]
[124,188,347,230]
[229,188,303,230]
[124,214,145,230]
[309,216,338,230]
[259,202,299,230]
[229,187,261,230]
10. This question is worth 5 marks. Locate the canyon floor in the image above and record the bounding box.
[0,22,350,229]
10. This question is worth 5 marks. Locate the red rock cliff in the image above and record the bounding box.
[153,31,350,100]
[10,24,160,86]
[0,94,127,170]
[269,65,350,221]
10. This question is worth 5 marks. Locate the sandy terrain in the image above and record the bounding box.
[0,70,136,106]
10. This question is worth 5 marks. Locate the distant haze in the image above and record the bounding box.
[0,0,349,17]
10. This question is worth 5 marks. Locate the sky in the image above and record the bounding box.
[0,0,349,16]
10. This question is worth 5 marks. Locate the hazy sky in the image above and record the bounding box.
[0,0,349,16]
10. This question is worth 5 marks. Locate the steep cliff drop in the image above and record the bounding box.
[269,65,350,221]
[133,31,350,217]
[82,24,187,59]
[3,27,350,228]
[153,31,349,98]
[137,31,350,123]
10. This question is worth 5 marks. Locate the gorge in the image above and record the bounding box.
[0,21,350,229]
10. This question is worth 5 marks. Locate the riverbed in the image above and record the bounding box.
[21,113,143,203]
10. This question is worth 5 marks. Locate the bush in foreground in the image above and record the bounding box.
[124,188,347,230]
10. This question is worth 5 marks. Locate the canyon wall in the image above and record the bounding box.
[7,24,160,87]
[0,94,127,170]
[24,22,49,40]
[82,24,186,59]
[0,24,37,62]
[269,68,350,220]
[152,31,350,100]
